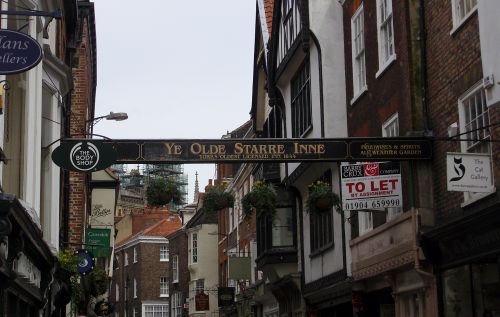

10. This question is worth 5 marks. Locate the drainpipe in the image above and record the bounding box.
[419,0,431,134]
[412,208,433,279]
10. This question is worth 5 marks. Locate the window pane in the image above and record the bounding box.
[272,208,294,247]
[443,265,473,317]
[291,59,311,137]
[463,88,490,153]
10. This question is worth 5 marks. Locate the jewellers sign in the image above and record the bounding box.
[52,140,117,172]
[447,152,493,193]
[340,162,403,211]
[0,29,43,75]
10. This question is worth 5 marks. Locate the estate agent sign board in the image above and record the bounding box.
[446,152,493,193]
[0,29,43,74]
[340,161,403,211]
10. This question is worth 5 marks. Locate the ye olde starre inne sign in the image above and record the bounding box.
[51,137,432,172]
[0,29,43,75]
[106,137,432,163]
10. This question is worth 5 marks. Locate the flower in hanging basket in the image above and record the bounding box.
[241,181,277,220]
[203,185,235,213]
[146,177,183,206]
[306,180,341,214]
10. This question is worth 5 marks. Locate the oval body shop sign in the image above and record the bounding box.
[52,140,117,172]
[0,29,43,75]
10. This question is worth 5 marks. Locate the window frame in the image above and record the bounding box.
[375,0,396,78]
[458,81,494,203]
[124,251,129,266]
[195,279,204,295]
[172,255,179,283]
[382,113,403,221]
[160,245,169,262]
[277,0,302,67]
[133,247,138,263]
[450,0,478,32]
[143,304,169,317]
[291,58,312,138]
[191,233,198,264]
[171,292,183,317]
[351,4,367,103]
[133,278,137,298]
[309,171,334,255]
[160,277,169,297]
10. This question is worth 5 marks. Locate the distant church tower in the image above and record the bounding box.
[193,172,199,203]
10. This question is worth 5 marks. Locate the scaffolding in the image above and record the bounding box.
[112,164,188,212]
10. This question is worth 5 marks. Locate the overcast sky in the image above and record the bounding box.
[92,1,256,202]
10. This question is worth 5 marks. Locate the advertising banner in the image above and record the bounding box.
[446,152,493,193]
[341,162,403,211]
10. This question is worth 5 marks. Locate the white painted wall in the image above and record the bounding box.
[276,1,350,285]
[188,223,219,316]
[478,0,500,107]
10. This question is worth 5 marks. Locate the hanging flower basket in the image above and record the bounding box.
[89,267,111,297]
[306,180,341,214]
[56,249,82,314]
[203,185,235,212]
[242,181,277,220]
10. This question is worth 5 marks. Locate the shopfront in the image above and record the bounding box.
[421,203,500,317]
[0,193,56,317]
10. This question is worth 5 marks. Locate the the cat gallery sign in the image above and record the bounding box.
[446,152,493,193]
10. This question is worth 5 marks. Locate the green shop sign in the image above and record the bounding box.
[51,140,117,172]
[85,228,111,257]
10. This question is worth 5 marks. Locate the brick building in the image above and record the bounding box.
[167,226,190,317]
[66,0,97,247]
[111,213,182,316]
[214,120,257,316]
[341,0,437,315]
[421,1,500,316]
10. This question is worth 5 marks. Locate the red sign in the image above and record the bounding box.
[195,292,209,311]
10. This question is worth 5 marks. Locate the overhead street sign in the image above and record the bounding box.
[53,137,432,168]
[103,137,432,163]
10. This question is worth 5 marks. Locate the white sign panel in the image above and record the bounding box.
[447,152,493,193]
[341,162,403,211]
